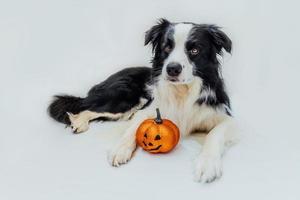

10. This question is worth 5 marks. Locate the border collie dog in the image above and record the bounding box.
[48,19,237,183]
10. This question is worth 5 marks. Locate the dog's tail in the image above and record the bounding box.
[47,95,86,125]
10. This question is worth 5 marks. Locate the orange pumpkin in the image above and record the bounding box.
[136,108,180,153]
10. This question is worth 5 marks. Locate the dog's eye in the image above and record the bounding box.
[164,46,173,53]
[190,48,199,55]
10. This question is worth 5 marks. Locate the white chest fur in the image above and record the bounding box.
[150,77,219,136]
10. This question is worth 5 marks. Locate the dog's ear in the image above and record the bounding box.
[207,25,232,54]
[145,18,171,52]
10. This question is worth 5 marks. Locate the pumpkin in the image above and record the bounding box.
[136,108,180,153]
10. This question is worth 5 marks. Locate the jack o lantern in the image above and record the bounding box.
[136,108,180,153]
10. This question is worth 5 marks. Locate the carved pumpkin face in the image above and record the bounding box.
[136,109,180,153]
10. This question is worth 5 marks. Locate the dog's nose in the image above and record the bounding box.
[166,63,182,77]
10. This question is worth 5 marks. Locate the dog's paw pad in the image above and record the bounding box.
[70,123,89,134]
[67,112,89,133]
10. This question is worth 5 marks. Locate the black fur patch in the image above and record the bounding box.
[48,67,152,125]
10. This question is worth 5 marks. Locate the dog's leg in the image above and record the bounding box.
[108,107,154,167]
[67,111,123,133]
[194,116,238,183]
[68,98,149,133]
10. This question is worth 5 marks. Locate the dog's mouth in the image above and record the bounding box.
[148,145,162,151]
[166,77,193,85]
[166,76,181,83]
[167,77,179,82]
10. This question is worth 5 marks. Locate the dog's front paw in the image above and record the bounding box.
[194,154,222,183]
[108,143,135,167]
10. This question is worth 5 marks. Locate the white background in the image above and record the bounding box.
[1,0,299,199]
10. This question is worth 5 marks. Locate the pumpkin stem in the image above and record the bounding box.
[155,108,163,124]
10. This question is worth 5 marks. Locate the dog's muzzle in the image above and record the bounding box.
[166,63,182,81]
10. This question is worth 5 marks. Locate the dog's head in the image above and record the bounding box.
[145,19,232,85]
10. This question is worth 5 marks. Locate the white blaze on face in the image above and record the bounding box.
[162,23,194,84]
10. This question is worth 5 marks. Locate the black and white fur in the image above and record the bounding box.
[48,19,238,183]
